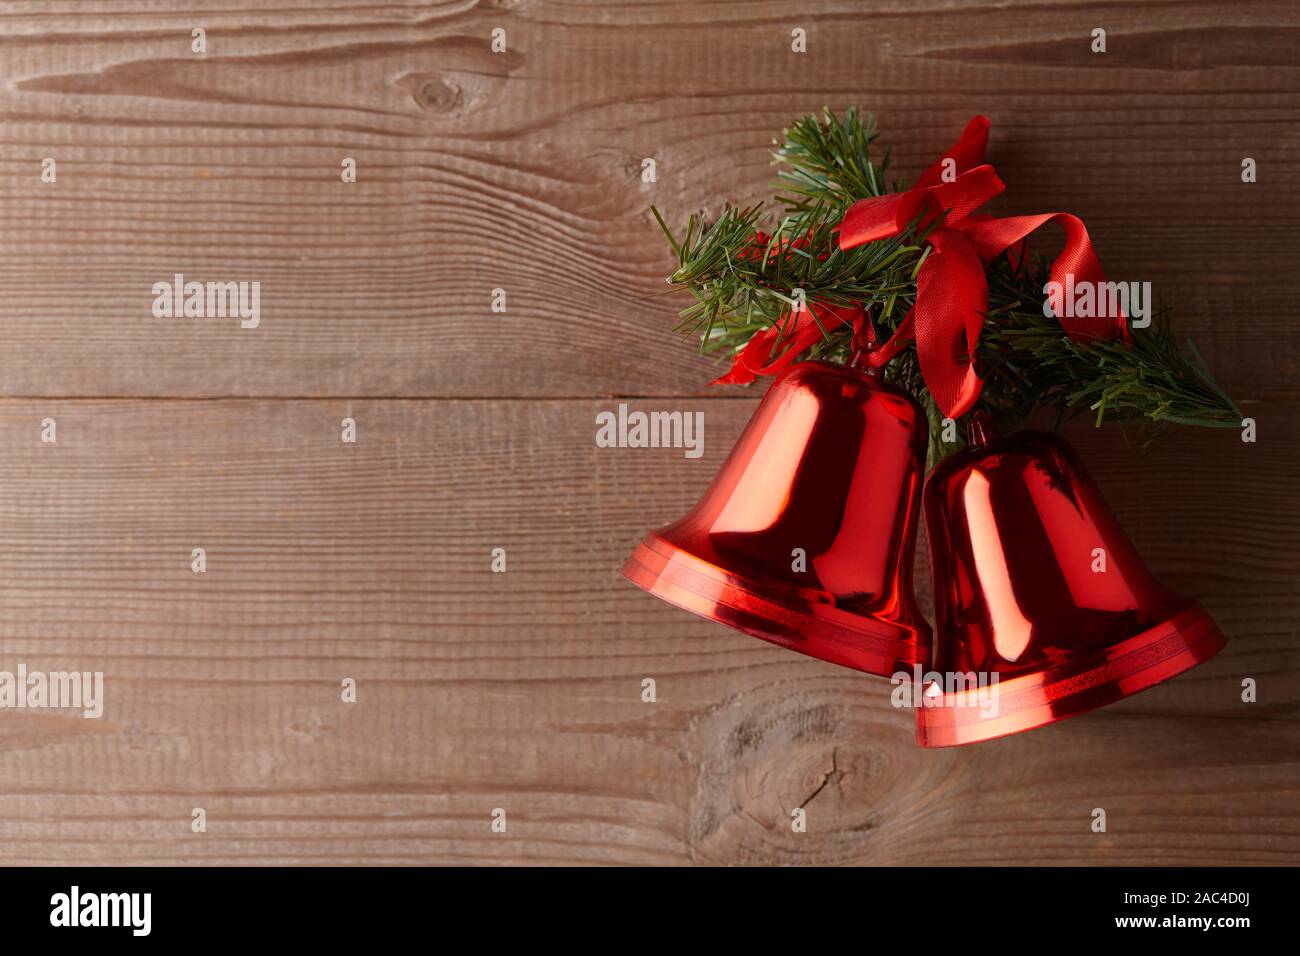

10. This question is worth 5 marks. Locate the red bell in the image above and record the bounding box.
[622,358,931,677]
[917,414,1227,746]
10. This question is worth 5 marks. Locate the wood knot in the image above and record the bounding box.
[414,77,463,115]
[685,681,921,864]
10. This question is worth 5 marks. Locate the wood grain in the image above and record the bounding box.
[0,0,1295,866]
[0,397,1294,865]
[0,0,1296,398]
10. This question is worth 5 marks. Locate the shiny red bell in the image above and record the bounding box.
[622,358,931,677]
[917,414,1227,746]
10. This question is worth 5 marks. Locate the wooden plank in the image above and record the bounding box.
[0,1,1296,398]
[0,396,1293,864]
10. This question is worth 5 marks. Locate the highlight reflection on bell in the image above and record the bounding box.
[917,413,1226,746]
[622,358,931,677]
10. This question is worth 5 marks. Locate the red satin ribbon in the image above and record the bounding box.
[712,300,863,385]
[714,116,1128,418]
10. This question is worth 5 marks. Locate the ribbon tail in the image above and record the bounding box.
[711,303,859,385]
[912,229,988,419]
[861,309,917,370]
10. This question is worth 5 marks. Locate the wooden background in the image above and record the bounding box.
[0,0,1296,865]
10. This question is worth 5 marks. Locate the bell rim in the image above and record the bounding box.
[621,532,931,679]
[914,603,1227,747]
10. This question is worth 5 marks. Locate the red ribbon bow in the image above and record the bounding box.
[713,116,1128,419]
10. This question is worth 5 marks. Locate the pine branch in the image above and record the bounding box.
[773,107,893,209]
[656,201,924,359]
[652,109,1241,462]
[956,256,1241,436]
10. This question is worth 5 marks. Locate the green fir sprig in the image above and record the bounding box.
[653,108,1240,463]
